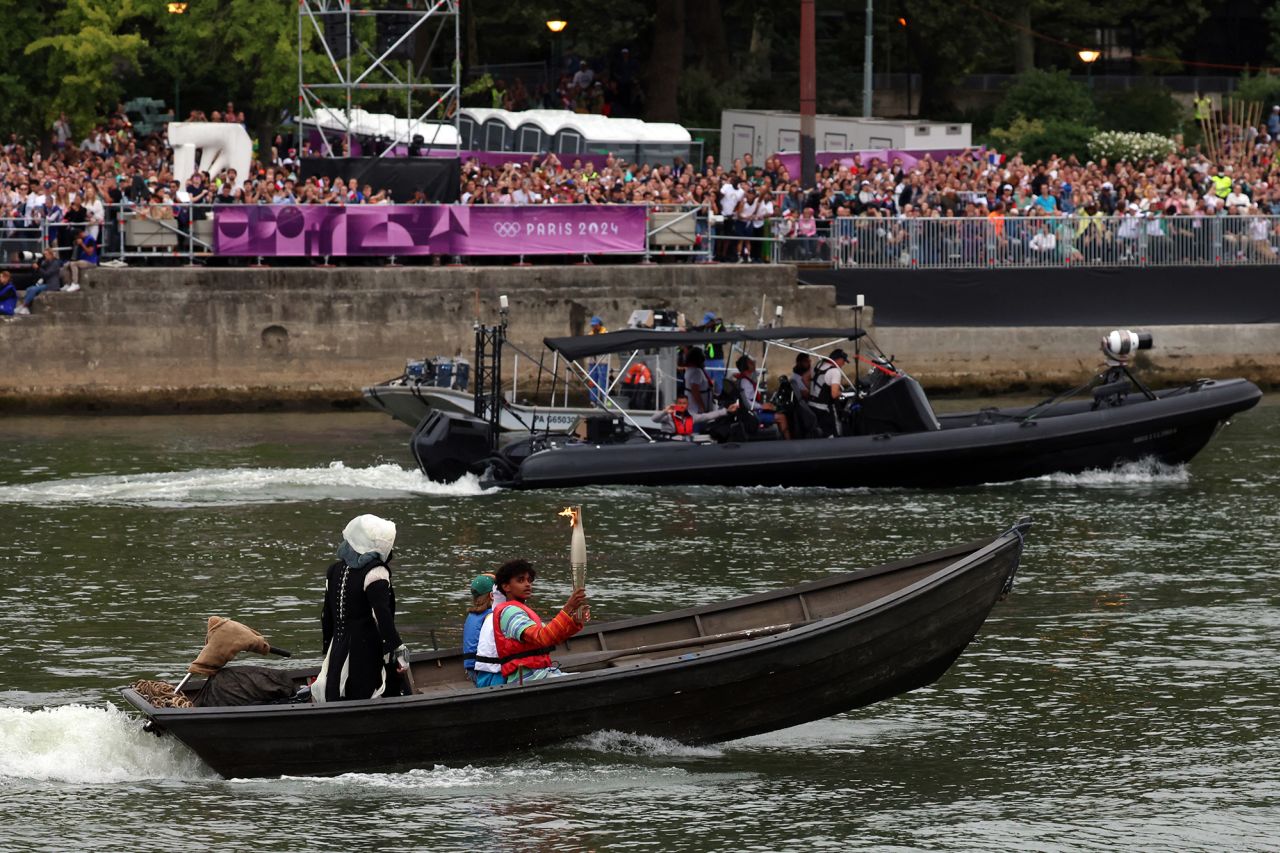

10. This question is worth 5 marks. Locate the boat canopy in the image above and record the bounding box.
[544,327,865,360]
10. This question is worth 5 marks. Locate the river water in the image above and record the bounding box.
[1,400,1277,851]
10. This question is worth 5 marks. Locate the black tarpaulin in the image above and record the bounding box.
[544,326,864,360]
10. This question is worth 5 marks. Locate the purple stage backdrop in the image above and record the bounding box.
[213,205,648,257]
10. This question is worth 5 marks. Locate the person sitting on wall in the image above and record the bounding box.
[14,247,63,315]
[492,558,588,685]
[60,233,97,291]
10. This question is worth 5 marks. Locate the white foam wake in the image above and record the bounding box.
[573,730,723,758]
[1035,457,1190,487]
[0,704,215,783]
[0,462,490,507]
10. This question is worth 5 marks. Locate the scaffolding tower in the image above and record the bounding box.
[297,0,461,159]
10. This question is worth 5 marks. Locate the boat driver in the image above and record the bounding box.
[809,349,849,436]
[492,559,588,684]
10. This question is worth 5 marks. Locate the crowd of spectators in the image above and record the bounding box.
[6,93,1280,282]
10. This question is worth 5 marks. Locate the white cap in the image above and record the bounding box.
[342,514,397,563]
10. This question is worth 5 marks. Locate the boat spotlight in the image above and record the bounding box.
[1101,329,1153,364]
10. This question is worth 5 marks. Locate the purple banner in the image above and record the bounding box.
[213,204,648,257]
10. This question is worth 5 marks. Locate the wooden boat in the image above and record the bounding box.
[122,521,1029,778]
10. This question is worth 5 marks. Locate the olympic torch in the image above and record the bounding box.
[559,506,588,620]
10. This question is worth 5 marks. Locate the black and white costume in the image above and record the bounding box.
[313,515,407,703]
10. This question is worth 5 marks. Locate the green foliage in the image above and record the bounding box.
[1266,2,1280,65]
[1096,85,1183,135]
[149,0,321,131]
[0,0,50,139]
[676,66,748,129]
[24,0,150,135]
[992,69,1097,128]
[988,116,1096,162]
[1235,73,1280,108]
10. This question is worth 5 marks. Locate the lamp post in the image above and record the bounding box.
[168,2,187,121]
[546,19,567,82]
[1077,49,1100,89]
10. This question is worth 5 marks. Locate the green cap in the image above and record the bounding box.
[470,574,495,596]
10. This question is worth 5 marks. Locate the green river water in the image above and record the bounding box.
[1,399,1277,851]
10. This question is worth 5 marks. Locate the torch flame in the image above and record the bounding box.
[559,507,578,526]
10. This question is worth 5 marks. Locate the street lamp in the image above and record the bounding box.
[168,2,187,121]
[1078,49,1100,89]
[545,20,567,81]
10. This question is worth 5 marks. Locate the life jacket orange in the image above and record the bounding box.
[672,410,694,436]
[493,600,555,677]
[623,362,652,385]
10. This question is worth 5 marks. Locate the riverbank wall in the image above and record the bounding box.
[1,265,1276,414]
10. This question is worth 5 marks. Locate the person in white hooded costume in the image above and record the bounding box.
[312,514,409,703]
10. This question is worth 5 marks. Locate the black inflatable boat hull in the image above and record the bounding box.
[500,378,1262,490]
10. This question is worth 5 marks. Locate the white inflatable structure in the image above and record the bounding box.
[168,122,253,190]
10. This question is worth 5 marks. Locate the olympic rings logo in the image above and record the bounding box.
[492,222,521,238]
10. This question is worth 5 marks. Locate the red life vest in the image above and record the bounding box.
[623,362,652,385]
[492,600,555,677]
[671,411,694,436]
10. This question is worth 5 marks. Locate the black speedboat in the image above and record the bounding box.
[410,327,1262,490]
[122,522,1029,778]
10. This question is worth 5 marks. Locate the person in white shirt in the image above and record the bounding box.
[717,179,744,261]
[1029,222,1057,254]
[751,193,773,261]
[1225,183,1251,211]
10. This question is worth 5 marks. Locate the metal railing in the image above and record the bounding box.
[15,206,1278,271]
[830,214,1280,270]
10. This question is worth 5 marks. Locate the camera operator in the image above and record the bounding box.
[14,247,63,314]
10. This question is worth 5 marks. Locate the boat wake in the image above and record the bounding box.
[572,730,724,758]
[0,704,215,783]
[0,462,491,507]
[1034,457,1191,487]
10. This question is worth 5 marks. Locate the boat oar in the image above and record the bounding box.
[559,619,816,671]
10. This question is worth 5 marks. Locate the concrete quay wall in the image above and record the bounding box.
[1,265,1276,414]
[0,265,845,413]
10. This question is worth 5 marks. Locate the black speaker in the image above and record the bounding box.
[377,15,414,60]
[323,17,349,59]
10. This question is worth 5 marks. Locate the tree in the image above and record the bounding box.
[1269,2,1280,64]
[645,0,685,121]
[0,0,54,140]
[147,0,320,140]
[993,69,1096,128]
[25,0,150,136]
[1096,85,1183,135]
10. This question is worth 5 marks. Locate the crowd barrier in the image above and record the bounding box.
[8,207,1280,271]
[0,205,715,264]
[826,214,1280,270]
